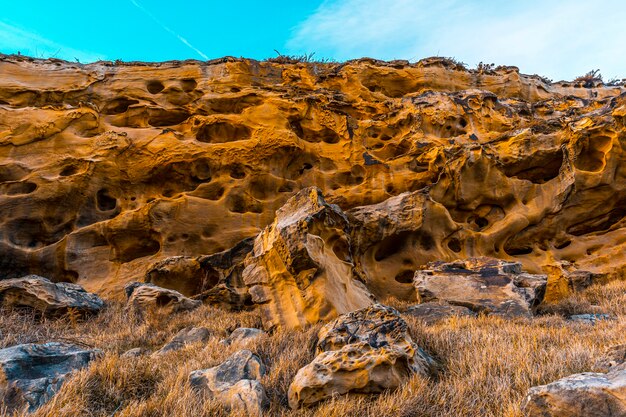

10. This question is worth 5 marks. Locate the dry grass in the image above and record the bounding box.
[2,280,625,417]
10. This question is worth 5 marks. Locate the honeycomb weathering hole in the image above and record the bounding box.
[196,121,252,143]
[146,80,165,94]
[96,189,117,211]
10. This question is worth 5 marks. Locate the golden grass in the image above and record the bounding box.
[1,280,625,417]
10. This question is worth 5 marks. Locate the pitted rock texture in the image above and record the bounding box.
[0,275,104,317]
[413,258,547,318]
[288,304,436,409]
[1,55,626,303]
[0,342,102,413]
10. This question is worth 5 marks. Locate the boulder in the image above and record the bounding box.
[242,187,374,330]
[153,326,211,355]
[413,257,547,318]
[0,342,102,413]
[522,368,626,417]
[124,282,201,314]
[567,313,613,325]
[120,347,149,358]
[189,349,267,416]
[0,275,104,317]
[288,304,436,409]
[223,327,265,346]
[404,301,476,324]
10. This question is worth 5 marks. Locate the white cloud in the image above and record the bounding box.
[287,0,626,80]
[0,20,104,63]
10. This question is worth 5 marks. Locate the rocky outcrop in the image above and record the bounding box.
[2,55,626,303]
[404,301,476,324]
[0,342,102,413]
[189,349,268,416]
[242,187,373,330]
[522,368,626,417]
[413,258,547,317]
[153,326,211,355]
[288,304,436,409]
[0,275,104,317]
[124,282,200,314]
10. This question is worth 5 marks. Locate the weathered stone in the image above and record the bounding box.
[189,349,267,415]
[121,347,149,358]
[413,257,547,318]
[404,301,476,324]
[0,275,104,317]
[124,282,201,314]
[153,326,211,355]
[223,328,265,346]
[242,187,374,330]
[288,304,436,409]
[522,368,626,417]
[145,238,254,309]
[567,313,613,325]
[0,342,102,413]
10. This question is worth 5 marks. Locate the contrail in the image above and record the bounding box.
[129,0,209,60]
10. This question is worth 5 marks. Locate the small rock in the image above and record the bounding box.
[189,350,267,416]
[223,327,265,346]
[404,301,476,324]
[288,304,437,409]
[121,347,148,358]
[0,342,102,413]
[522,368,626,417]
[0,275,104,317]
[413,257,547,318]
[567,313,613,325]
[153,326,211,355]
[124,282,201,314]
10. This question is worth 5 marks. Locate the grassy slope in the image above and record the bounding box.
[1,280,625,417]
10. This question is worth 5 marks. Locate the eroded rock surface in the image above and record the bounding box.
[522,368,626,417]
[242,187,373,329]
[0,342,102,413]
[288,304,436,409]
[2,55,626,303]
[404,301,476,324]
[124,282,200,314]
[189,349,268,415]
[413,257,547,317]
[0,275,104,316]
[154,326,211,355]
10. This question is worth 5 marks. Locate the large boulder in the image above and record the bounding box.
[124,282,201,314]
[522,368,626,417]
[189,349,268,416]
[0,342,102,413]
[404,301,476,325]
[145,237,254,309]
[413,257,547,318]
[242,187,374,330]
[0,275,104,317]
[288,304,436,409]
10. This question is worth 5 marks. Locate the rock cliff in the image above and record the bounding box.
[1,54,625,307]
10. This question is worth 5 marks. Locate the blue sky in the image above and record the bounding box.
[1,0,624,81]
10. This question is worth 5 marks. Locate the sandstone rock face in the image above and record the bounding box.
[0,275,104,316]
[124,282,200,314]
[522,369,626,417]
[288,304,436,409]
[413,258,547,317]
[154,326,211,355]
[242,187,373,329]
[189,349,268,415]
[3,55,626,302]
[404,301,476,324]
[0,342,102,413]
